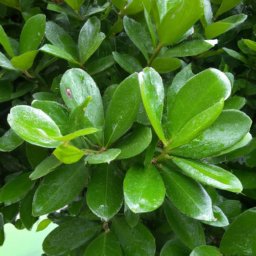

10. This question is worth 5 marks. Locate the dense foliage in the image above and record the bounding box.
[1,0,256,255]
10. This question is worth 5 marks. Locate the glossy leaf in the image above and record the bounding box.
[11,51,38,70]
[164,199,206,249]
[139,68,167,144]
[124,206,140,228]
[65,0,84,11]
[232,169,256,189]
[243,39,256,52]
[190,246,221,256]
[104,73,141,147]
[36,219,52,232]
[87,55,115,75]
[53,144,84,164]
[78,17,105,64]
[115,127,152,160]
[160,239,191,256]
[216,0,243,18]
[0,52,16,70]
[32,161,88,216]
[223,96,246,110]
[171,110,251,158]
[85,149,121,164]
[87,164,123,221]
[151,57,181,73]
[0,129,23,152]
[30,155,62,180]
[84,232,123,256]
[220,208,256,255]
[124,164,165,213]
[161,166,213,221]
[112,216,156,256]
[0,172,35,204]
[0,25,15,57]
[52,128,98,141]
[19,14,46,54]
[205,14,247,39]
[166,69,231,150]
[8,105,62,148]
[43,218,101,255]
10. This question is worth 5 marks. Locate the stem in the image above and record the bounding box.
[155,151,167,161]
[148,43,163,67]
[24,70,35,78]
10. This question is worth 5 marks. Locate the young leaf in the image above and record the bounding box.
[85,149,121,164]
[104,73,141,147]
[190,246,221,256]
[78,17,105,64]
[8,105,62,148]
[220,208,256,255]
[52,128,98,141]
[160,239,191,256]
[0,172,35,204]
[223,47,249,64]
[223,96,246,110]
[0,25,15,57]
[11,50,38,70]
[32,161,88,216]
[43,219,101,255]
[65,0,84,11]
[151,57,181,73]
[166,69,231,150]
[243,39,256,52]
[87,164,123,221]
[161,166,213,221]
[215,0,243,18]
[164,199,206,250]
[36,219,52,232]
[19,14,46,54]
[124,164,165,213]
[0,129,23,152]
[139,67,167,144]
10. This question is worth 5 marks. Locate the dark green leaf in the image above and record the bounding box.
[219,200,242,220]
[124,205,140,228]
[232,169,256,189]
[87,55,115,76]
[160,239,191,256]
[190,246,221,256]
[0,213,4,246]
[26,143,48,169]
[151,57,181,73]
[0,52,16,70]
[215,0,243,18]
[0,25,15,57]
[0,129,23,152]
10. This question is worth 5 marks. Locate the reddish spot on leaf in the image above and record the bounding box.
[65,89,72,99]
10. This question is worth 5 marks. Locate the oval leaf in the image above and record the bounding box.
[85,148,121,164]
[190,246,221,256]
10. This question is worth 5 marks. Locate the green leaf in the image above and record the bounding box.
[164,199,205,250]
[151,57,181,73]
[84,232,123,256]
[0,172,35,204]
[87,55,115,76]
[223,96,246,110]
[144,130,159,166]
[0,0,19,10]
[32,100,69,135]
[20,186,37,230]
[158,0,204,46]
[53,144,84,164]
[219,200,242,220]
[26,143,48,169]
[112,52,143,74]
[11,50,38,70]
[173,158,242,192]
[40,44,79,64]
[124,164,165,213]
[160,239,191,256]
[0,129,23,152]
[0,25,15,57]
[0,213,4,246]
[52,128,98,141]
[112,216,156,256]
[19,14,46,54]
[223,47,249,64]
[45,22,79,60]
[216,0,243,18]
[164,39,217,57]
[124,205,140,228]
[201,0,213,28]
[104,73,141,147]
[36,219,52,232]
[166,69,231,150]
[43,218,100,255]
[139,68,167,144]
[8,105,62,148]
[115,127,152,160]
[78,17,105,64]
[190,246,221,256]
[30,155,62,180]
[0,52,16,70]
[87,164,123,221]
[32,161,88,216]
[65,0,84,11]
[205,14,247,39]
[161,166,213,221]
[171,110,251,158]
[232,169,256,189]
[243,39,256,52]
[220,208,256,255]
[85,149,121,164]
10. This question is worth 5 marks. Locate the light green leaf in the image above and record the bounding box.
[0,52,16,70]
[173,158,242,192]
[104,73,141,147]
[205,14,247,39]
[78,17,105,64]
[216,0,243,18]
[87,164,123,221]
[224,96,246,110]
[160,239,191,256]
[85,149,121,164]
[36,219,52,232]
[53,144,84,164]
[0,172,35,204]
[171,110,251,158]
[151,57,181,73]
[19,14,46,54]
[65,0,84,11]
[164,199,205,250]
[0,25,15,57]
[8,105,62,148]
[124,164,165,213]
[43,219,100,255]
[84,232,123,256]
[243,39,256,52]
[115,127,152,160]
[30,155,62,180]
[190,246,221,256]
[166,69,231,150]
[32,161,88,216]
[139,68,167,144]
[0,129,23,152]
[201,0,213,28]
[161,166,213,221]
[11,50,38,70]
[220,208,256,255]
[52,128,98,141]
